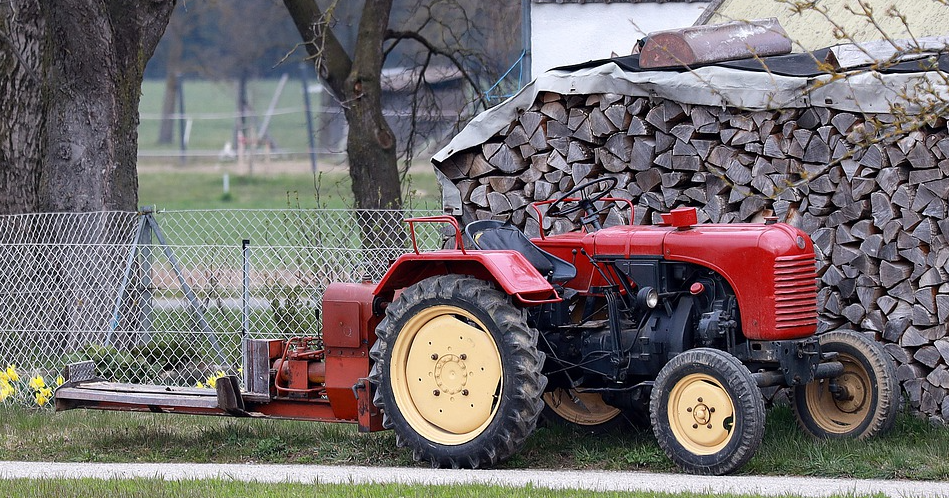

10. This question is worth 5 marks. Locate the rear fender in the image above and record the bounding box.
[374,251,558,305]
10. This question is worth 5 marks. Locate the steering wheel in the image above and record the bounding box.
[546,177,618,218]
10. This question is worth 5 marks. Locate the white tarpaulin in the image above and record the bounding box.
[433,60,949,165]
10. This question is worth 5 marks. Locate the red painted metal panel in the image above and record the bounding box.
[773,254,819,331]
[249,398,348,423]
[535,228,668,293]
[321,283,381,423]
[533,220,817,340]
[323,300,363,348]
[590,226,667,258]
[356,377,385,432]
[662,223,817,340]
[374,251,556,302]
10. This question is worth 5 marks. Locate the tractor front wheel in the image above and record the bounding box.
[650,348,765,475]
[370,275,546,468]
[792,330,898,439]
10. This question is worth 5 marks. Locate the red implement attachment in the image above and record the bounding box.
[639,18,791,69]
[56,282,385,432]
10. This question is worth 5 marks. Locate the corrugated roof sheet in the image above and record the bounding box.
[700,0,949,52]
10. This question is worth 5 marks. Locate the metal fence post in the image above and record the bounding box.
[147,211,227,368]
[139,207,155,345]
[105,211,147,347]
[242,238,250,385]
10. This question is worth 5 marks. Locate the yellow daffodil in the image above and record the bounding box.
[0,372,8,383]
[0,383,13,402]
[204,371,226,389]
[195,381,205,389]
[56,375,65,386]
[29,375,46,390]
[6,365,19,382]
[35,390,49,406]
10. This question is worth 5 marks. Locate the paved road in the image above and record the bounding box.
[1,461,947,497]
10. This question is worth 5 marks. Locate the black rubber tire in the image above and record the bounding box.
[650,348,765,475]
[369,274,547,468]
[792,330,898,439]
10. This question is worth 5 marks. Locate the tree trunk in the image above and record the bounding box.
[283,0,403,213]
[0,0,176,215]
[0,2,44,214]
[343,0,402,212]
[158,58,181,145]
[0,1,175,358]
[157,10,185,145]
[284,0,405,276]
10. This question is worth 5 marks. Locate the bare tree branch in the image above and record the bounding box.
[385,28,488,111]
[282,0,352,101]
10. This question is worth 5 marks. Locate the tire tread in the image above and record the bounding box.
[369,275,546,468]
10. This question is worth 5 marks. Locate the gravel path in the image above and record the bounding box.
[1,461,947,497]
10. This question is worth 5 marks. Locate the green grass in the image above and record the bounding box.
[0,478,895,498]
[138,170,441,211]
[3,404,949,479]
[138,79,316,154]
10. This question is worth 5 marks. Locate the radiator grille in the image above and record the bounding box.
[774,254,818,329]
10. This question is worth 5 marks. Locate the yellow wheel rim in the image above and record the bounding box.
[390,305,503,445]
[543,388,621,426]
[667,373,736,455]
[802,352,871,434]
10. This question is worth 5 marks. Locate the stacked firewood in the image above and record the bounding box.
[436,90,949,422]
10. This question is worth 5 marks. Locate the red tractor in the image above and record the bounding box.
[56,178,898,475]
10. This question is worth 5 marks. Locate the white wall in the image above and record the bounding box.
[531,2,710,76]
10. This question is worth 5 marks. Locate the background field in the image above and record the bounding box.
[138,79,321,157]
[138,168,441,211]
[136,78,443,211]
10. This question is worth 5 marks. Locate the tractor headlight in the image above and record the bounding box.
[637,287,659,309]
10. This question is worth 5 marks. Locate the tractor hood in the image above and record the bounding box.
[534,218,818,341]
[591,221,818,341]
[591,222,812,262]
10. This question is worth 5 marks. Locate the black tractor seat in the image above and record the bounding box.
[465,220,577,283]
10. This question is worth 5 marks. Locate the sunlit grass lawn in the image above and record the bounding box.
[3,404,948,480]
[0,478,899,498]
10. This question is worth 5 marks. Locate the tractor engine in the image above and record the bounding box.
[538,262,739,385]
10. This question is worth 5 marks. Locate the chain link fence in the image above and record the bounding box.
[0,209,443,404]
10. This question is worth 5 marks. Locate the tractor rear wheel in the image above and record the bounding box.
[542,388,624,433]
[370,275,546,468]
[792,330,898,439]
[650,348,765,475]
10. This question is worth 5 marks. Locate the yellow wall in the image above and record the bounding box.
[705,0,949,52]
